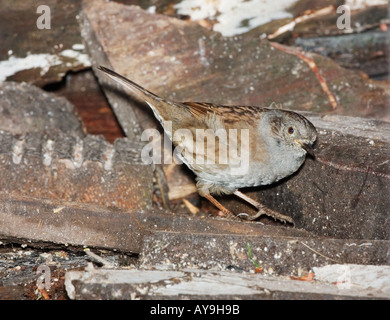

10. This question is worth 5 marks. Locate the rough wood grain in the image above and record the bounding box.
[64,265,390,299]
[293,30,390,79]
[0,81,153,212]
[81,0,389,119]
[0,130,152,211]
[0,81,85,137]
[140,229,390,275]
[0,0,90,86]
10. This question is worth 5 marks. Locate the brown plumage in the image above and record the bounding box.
[98,66,317,224]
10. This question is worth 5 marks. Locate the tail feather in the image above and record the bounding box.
[98,66,190,130]
[98,66,199,132]
[97,66,163,103]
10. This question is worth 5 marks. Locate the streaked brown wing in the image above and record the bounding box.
[182,101,265,125]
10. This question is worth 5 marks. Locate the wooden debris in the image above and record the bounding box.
[0,81,153,211]
[54,70,125,143]
[81,0,389,120]
[79,0,389,213]
[38,288,50,300]
[64,266,389,299]
[84,249,115,269]
[293,4,389,37]
[169,184,198,201]
[0,81,84,137]
[269,42,338,110]
[290,272,315,282]
[0,0,90,86]
[292,29,390,79]
[0,130,153,211]
[182,199,199,215]
[139,231,389,277]
[267,5,334,40]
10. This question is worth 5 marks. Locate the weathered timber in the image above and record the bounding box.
[0,81,84,137]
[139,230,390,275]
[293,30,390,79]
[64,265,390,299]
[0,0,90,86]
[82,0,389,120]
[0,130,152,211]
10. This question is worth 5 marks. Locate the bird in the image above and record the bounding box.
[98,66,317,224]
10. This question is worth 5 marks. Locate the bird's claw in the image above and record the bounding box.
[240,208,294,225]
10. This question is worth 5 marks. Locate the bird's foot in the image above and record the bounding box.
[220,209,241,221]
[244,207,294,225]
[203,193,240,221]
[232,190,294,225]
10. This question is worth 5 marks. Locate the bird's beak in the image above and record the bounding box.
[300,142,315,157]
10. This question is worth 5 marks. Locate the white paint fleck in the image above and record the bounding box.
[147,5,156,14]
[175,0,297,36]
[103,145,115,171]
[42,139,54,167]
[0,49,91,82]
[71,43,85,51]
[345,0,388,10]
[0,54,60,81]
[12,138,25,165]
[59,49,91,65]
[72,140,84,169]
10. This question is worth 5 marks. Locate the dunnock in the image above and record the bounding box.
[98,66,317,224]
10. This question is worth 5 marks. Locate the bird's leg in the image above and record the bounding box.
[203,193,240,220]
[233,190,294,224]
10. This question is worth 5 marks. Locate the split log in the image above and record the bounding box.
[0,81,84,137]
[139,229,389,276]
[81,0,389,119]
[64,265,390,299]
[0,0,90,86]
[293,30,390,79]
[0,81,153,211]
[0,130,152,210]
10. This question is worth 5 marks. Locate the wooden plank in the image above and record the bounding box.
[0,81,84,137]
[0,0,90,86]
[140,231,390,276]
[293,30,390,78]
[64,266,389,299]
[0,193,313,253]
[0,130,153,212]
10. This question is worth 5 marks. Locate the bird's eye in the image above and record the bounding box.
[288,127,294,134]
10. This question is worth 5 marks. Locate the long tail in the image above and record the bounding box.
[98,66,164,104]
[98,66,197,134]
[98,66,184,126]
